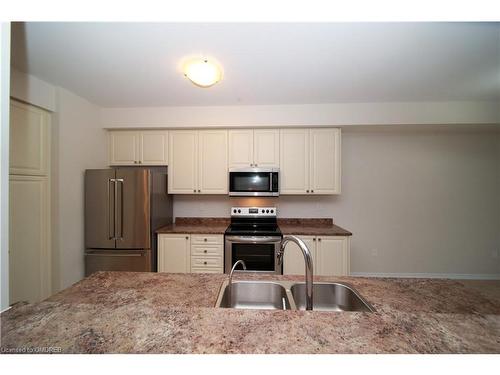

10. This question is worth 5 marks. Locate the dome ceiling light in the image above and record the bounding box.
[183,58,222,88]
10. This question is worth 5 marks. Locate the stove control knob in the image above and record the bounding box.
[270,209,274,213]
[266,209,269,213]
[238,209,241,213]
[261,209,265,213]
[233,209,237,213]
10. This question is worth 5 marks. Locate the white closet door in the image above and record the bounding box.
[253,129,280,168]
[228,130,254,168]
[9,176,51,304]
[198,130,228,194]
[280,129,309,194]
[9,100,49,176]
[168,131,198,194]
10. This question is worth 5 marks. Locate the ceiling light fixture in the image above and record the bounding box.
[183,58,222,88]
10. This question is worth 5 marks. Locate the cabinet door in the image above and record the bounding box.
[157,234,190,273]
[315,236,350,276]
[310,128,341,194]
[109,131,140,165]
[253,129,280,168]
[168,131,198,194]
[282,236,315,275]
[140,130,168,165]
[9,175,51,304]
[9,100,49,176]
[228,130,254,168]
[198,130,228,194]
[280,129,309,194]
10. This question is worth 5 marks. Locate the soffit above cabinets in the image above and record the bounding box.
[11,22,500,107]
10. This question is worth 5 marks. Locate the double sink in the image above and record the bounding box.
[215,280,374,312]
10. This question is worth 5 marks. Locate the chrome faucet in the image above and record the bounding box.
[277,235,314,310]
[228,260,247,306]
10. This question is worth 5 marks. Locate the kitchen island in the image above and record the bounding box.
[1,272,499,353]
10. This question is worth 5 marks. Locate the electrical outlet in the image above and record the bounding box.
[371,248,378,257]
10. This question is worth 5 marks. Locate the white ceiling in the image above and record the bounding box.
[11,22,500,107]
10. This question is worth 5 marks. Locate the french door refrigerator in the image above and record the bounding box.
[84,167,172,276]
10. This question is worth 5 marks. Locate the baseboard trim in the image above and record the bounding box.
[350,272,500,280]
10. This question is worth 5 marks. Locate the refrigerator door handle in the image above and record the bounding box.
[108,178,116,240]
[116,178,124,240]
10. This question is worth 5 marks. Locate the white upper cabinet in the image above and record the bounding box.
[309,128,341,194]
[228,130,254,168]
[280,128,341,195]
[253,129,280,168]
[228,129,280,168]
[169,130,228,194]
[10,100,49,176]
[280,128,309,194]
[198,130,228,194]
[108,130,168,165]
[168,130,198,194]
[140,131,169,165]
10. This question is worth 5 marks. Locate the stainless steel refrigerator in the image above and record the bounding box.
[84,167,172,276]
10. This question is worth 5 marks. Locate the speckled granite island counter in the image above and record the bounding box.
[1,272,499,353]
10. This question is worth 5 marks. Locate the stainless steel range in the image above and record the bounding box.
[224,206,282,275]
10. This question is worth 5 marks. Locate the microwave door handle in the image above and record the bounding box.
[269,173,272,191]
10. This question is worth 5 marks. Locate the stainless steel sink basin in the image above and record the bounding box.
[216,281,292,310]
[290,283,374,312]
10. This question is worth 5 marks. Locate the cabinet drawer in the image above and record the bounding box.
[191,234,223,245]
[191,244,223,257]
[191,256,223,269]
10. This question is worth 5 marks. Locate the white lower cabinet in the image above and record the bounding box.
[157,233,224,273]
[157,234,191,273]
[283,235,350,276]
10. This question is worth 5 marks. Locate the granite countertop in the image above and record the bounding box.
[1,272,499,354]
[156,217,352,236]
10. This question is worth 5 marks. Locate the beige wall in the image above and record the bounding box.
[174,128,500,278]
[55,88,107,289]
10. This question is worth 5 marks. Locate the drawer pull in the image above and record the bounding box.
[204,261,207,265]
[204,238,207,242]
[204,250,207,253]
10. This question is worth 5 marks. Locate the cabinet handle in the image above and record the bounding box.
[204,250,207,253]
[311,190,314,193]
[203,261,207,265]
[198,190,201,193]
[134,161,138,164]
[204,238,207,242]
[193,189,196,193]
[138,160,142,164]
[318,238,321,242]
[313,238,316,241]
[185,236,189,240]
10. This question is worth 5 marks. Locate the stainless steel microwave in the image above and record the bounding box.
[229,168,279,197]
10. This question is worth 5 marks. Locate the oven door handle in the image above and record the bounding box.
[225,236,282,243]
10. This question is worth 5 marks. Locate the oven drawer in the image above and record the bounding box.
[191,234,223,245]
[191,256,223,269]
[191,244,223,257]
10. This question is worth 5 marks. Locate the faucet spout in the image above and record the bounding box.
[278,235,314,310]
[228,260,247,307]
